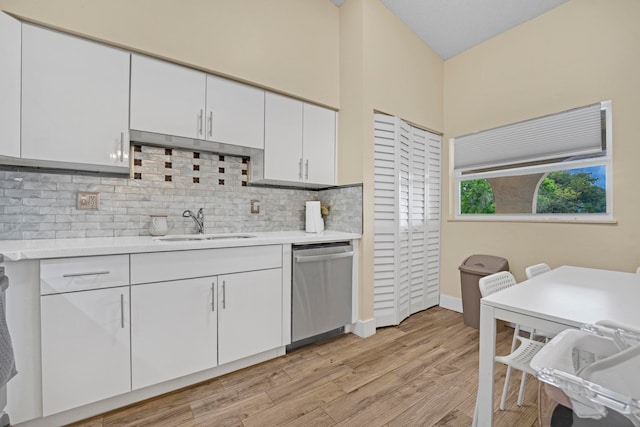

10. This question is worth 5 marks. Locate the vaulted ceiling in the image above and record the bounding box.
[330,0,569,59]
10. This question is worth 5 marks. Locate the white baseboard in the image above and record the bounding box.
[439,295,463,313]
[352,318,376,338]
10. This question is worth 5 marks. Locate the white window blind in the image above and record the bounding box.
[454,103,603,173]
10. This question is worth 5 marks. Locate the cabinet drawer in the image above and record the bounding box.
[131,245,282,284]
[41,255,130,295]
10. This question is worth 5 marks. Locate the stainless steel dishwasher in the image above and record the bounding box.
[289,241,353,350]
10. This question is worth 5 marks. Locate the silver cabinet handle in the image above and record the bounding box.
[298,158,303,180]
[120,293,124,329]
[295,251,354,263]
[211,282,215,312]
[198,109,203,135]
[120,132,125,162]
[62,271,110,278]
[209,111,213,137]
[305,160,309,181]
[222,280,226,309]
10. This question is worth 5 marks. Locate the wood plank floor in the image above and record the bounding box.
[69,307,540,427]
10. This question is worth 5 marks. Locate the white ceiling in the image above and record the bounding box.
[330,0,569,60]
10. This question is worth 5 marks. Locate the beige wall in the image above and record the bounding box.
[441,0,640,299]
[339,0,444,319]
[10,0,625,320]
[0,0,340,108]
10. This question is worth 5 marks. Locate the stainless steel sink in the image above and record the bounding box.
[154,234,256,242]
[204,234,255,240]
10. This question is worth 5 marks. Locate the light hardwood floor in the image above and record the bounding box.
[68,307,540,427]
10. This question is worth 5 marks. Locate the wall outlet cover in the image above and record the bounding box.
[250,200,260,214]
[77,192,99,210]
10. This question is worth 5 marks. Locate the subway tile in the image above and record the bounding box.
[0,144,362,240]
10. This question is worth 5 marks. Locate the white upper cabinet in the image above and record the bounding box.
[130,55,206,140]
[206,74,264,149]
[263,92,336,187]
[0,12,21,159]
[303,103,336,186]
[21,24,130,169]
[264,92,304,183]
[130,55,265,149]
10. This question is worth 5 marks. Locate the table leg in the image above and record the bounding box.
[477,302,497,426]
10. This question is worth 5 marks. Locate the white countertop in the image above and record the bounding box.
[0,230,361,261]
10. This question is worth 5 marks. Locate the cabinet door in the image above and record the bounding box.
[130,54,206,140]
[206,74,264,149]
[41,287,131,416]
[303,103,336,186]
[218,269,282,365]
[130,277,218,390]
[21,24,130,168]
[0,12,20,158]
[264,92,303,183]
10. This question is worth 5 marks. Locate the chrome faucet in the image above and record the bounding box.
[182,208,205,234]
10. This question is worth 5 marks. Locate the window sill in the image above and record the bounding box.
[448,216,618,225]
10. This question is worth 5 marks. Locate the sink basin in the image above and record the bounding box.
[154,234,256,242]
[204,234,255,240]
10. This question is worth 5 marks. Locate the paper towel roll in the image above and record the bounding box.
[305,201,324,233]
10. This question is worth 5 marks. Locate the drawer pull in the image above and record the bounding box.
[222,280,226,309]
[211,283,215,312]
[120,132,125,162]
[62,271,110,278]
[120,293,125,328]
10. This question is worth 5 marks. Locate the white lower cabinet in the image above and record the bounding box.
[131,277,218,390]
[38,245,286,419]
[218,268,283,365]
[41,286,131,416]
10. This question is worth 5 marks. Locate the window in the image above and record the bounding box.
[452,101,612,221]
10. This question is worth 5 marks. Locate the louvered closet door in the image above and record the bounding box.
[409,127,427,315]
[374,114,441,327]
[425,132,442,308]
[373,114,400,327]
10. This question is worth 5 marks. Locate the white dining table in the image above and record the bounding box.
[476,265,640,426]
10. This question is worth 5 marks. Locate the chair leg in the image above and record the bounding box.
[517,370,528,406]
[500,365,512,410]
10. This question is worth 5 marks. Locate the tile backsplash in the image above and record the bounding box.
[0,145,362,240]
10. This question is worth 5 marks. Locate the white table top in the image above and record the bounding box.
[482,265,640,329]
[476,265,640,426]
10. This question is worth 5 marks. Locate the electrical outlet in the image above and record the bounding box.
[77,192,99,210]
[250,200,260,214]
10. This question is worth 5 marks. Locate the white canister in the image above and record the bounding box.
[149,215,171,236]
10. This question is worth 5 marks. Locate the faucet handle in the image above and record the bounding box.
[197,208,204,220]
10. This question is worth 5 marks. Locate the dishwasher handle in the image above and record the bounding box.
[295,251,354,263]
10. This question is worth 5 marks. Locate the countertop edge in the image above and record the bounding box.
[0,231,362,261]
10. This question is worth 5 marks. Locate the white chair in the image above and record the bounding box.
[525,263,551,280]
[479,271,546,410]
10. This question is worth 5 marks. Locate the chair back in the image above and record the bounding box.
[479,271,517,298]
[525,263,551,280]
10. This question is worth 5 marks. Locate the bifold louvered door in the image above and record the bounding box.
[373,114,441,327]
